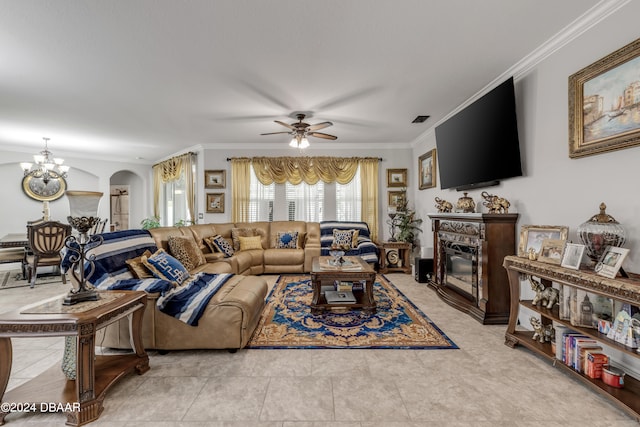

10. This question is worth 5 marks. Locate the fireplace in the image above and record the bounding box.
[428,213,518,325]
[443,243,477,301]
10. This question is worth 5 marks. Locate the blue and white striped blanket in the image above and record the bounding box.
[60,229,231,326]
[319,221,379,264]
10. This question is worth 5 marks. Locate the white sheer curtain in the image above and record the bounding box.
[336,165,361,221]
[285,181,324,222]
[248,167,275,221]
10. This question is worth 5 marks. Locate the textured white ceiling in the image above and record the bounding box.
[0,0,606,163]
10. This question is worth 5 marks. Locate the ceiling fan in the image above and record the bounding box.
[260,113,337,148]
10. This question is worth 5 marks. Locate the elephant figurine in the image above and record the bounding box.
[435,197,453,213]
[481,191,511,214]
[529,275,560,309]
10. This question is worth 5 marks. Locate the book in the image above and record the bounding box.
[324,290,356,304]
[334,281,353,291]
[577,345,602,373]
[584,351,609,379]
[554,325,574,362]
[320,285,335,296]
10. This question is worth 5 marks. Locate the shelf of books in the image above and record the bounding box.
[503,256,640,421]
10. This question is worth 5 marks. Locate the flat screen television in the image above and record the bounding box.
[435,77,523,191]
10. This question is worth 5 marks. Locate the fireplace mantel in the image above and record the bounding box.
[428,212,519,324]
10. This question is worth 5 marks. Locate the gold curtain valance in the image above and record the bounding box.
[249,156,380,185]
[153,152,193,183]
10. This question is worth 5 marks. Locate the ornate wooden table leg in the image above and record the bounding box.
[310,273,322,315]
[129,301,149,375]
[363,274,377,314]
[0,337,12,426]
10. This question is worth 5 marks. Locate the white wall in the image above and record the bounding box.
[0,151,152,238]
[411,1,640,376]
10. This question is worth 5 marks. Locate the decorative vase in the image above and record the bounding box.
[577,202,626,263]
[456,192,475,213]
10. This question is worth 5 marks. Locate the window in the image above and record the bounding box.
[160,166,191,226]
[248,165,360,222]
[285,181,324,221]
[249,168,275,221]
[336,166,361,221]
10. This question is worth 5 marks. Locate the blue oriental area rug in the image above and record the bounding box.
[246,275,458,350]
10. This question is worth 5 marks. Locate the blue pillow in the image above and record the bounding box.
[142,249,190,286]
[209,235,235,257]
[276,231,299,249]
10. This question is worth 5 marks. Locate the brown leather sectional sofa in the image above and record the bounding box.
[97,221,322,352]
[148,220,322,274]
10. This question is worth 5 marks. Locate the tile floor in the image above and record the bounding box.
[0,273,637,426]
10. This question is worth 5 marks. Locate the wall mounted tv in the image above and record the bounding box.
[435,76,523,191]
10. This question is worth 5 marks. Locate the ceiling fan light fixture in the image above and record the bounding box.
[300,137,310,149]
[289,138,298,148]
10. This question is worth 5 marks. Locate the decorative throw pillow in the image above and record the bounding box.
[125,249,154,279]
[238,235,263,251]
[168,235,207,271]
[207,235,235,257]
[275,231,299,249]
[350,229,360,247]
[231,227,258,251]
[332,229,354,250]
[142,249,190,286]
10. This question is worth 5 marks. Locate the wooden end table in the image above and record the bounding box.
[379,241,411,274]
[310,256,377,315]
[0,291,149,426]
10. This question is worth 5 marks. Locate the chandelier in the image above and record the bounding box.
[20,137,70,184]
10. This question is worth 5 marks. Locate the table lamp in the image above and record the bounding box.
[63,190,103,305]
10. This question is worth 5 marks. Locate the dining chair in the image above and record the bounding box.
[89,218,109,236]
[26,220,72,288]
[0,248,27,280]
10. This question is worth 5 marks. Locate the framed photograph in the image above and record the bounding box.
[204,170,226,189]
[387,168,407,187]
[206,193,224,213]
[388,190,406,208]
[595,246,629,278]
[418,149,436,190]
[569,37,640,158]
[538,239,566,265]
[518,225,569,257]
[561,243,586,270]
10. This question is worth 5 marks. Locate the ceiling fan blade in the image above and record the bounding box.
[260,131,292,136]
[309,132,337,140]
[307,121,333,132]
[274,120,295,130]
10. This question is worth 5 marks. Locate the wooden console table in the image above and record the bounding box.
[503,256,640,421]
[0,291,149,426]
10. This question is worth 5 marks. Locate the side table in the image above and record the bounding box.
[379,242,412,274]
[0,291,149,426]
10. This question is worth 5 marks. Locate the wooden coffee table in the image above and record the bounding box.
[310,256,377,315]
[0,291,149,426]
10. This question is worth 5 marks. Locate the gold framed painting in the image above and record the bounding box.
[538,239,566,265]
[388,190,406,208]
[569,37,640,158]
[387,168,407,187]
[204,170,226,189]
[206,193,224,213]
[518,225,569,257]
[418,149,436,190]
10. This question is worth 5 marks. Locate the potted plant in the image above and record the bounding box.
[394,190,422,247]
[140,216,161,229]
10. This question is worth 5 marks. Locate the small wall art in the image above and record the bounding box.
[206,193,224,213]
[418,149,436,190]
[205,170,226,189]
